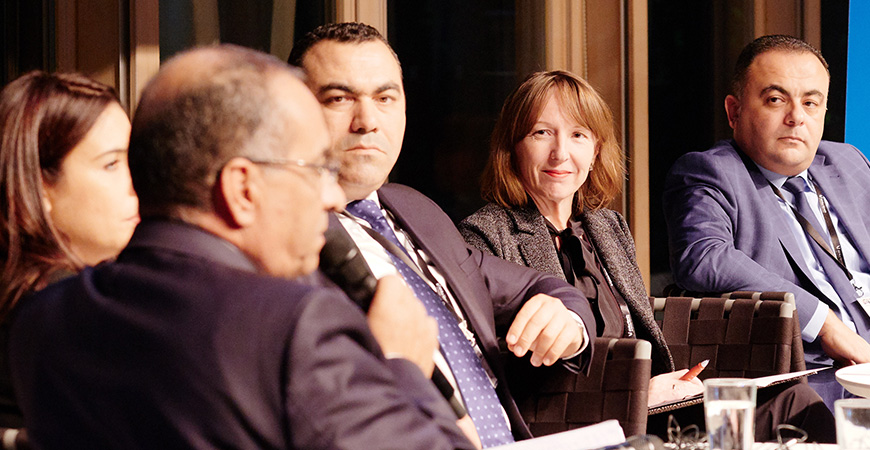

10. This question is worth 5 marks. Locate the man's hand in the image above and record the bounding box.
[646,369,704,407]
[366,275,438,376]
[455,415,482,449]
[505,294,585,367]
[819,308,870,366]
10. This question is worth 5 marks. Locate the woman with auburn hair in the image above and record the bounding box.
[459,69,699,403]
[459,70,833,441]
[0,71,139,427]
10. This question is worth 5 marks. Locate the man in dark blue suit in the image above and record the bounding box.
[9,45,477,449]
[289,23,596,445]
[665,35,870,410]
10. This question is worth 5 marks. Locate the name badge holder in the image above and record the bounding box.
[771,178,867,302]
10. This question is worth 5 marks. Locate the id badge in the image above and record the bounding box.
[857,297,870,318]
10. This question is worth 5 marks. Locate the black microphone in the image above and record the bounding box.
[319,227,378,312]
[319,227,467,419]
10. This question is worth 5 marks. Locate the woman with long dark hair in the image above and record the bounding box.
[0,71,138,427]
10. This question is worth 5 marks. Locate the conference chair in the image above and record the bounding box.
[504,337,652,437]
[504,292,801,438]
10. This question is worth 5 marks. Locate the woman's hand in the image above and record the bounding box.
[646,369,704,407]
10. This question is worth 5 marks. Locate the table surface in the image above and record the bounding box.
[751,444,836,449]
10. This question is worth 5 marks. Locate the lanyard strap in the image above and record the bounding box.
[552,222,636,338]
[813,181,848,264]
[584,233,636,338]
[340,210,464,322]
[770,178,865,296]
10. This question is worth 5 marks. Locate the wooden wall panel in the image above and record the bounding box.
[70,0,120,89]
[755,0,820,46]
[526,0,651,289]
[333,0,387,37]
[128,0,159,115]
[54,0,159,115]
[544,0,585,76]
[627,0,649,291]
[515,1,546,77]
[55,1,77,73]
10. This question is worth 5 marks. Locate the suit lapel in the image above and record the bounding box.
[810,154,870,268]
[376,186,499,353]
[581,210,674,372]
[508,205,566,280]
[809,155,870,332]
[744,160,820,289]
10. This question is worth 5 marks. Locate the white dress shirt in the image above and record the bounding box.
[339,191,588,430]
[758,165,870,341]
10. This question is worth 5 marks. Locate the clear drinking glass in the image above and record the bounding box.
[836,398,870,449]
[704,378,756,450]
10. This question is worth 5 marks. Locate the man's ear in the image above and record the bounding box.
[724,95,740,130]
[217,157,260,228]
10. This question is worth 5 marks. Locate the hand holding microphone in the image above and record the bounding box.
[366,275,439,377]
[319,227,468,419]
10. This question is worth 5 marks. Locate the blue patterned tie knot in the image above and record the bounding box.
[780,177,856,303]
[345,199,514,447]
[782,176,829,247]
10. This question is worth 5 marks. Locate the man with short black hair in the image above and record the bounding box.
[665,34,870,410]
[291,23,596,446]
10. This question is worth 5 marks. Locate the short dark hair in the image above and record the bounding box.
[287,22,399,69]
[731,34,829,97]
[0,71,119,316]
[129,45,295,216]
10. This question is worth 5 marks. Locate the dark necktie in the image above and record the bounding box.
[345,200,514,447]
[781,176,857,305]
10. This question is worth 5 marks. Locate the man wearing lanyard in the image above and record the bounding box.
[289,23,595,446]
[664,34,870,411]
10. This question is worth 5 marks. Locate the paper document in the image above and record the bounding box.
[490,420,625,450]
[648,367,827,414]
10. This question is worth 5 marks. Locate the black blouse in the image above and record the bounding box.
[547,219,634,339]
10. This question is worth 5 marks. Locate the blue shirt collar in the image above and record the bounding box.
[754,162,809,190]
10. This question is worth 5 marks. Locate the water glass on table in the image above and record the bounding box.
[704,378,756,450]
[835,398,870,449]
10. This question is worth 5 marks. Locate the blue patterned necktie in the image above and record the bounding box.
[781,176,857,303]
[345,199,514,447]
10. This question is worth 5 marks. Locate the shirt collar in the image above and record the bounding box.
[346,191,382,208]
[124,219,258,273]
[754,162,809,190]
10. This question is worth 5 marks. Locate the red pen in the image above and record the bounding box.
[679,359,709,381]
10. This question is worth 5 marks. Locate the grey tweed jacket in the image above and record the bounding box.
[459,202,674,376]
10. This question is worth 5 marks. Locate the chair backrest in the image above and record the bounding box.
[721,291,805,373]
[647,296,798,379]
[504,337,652,437]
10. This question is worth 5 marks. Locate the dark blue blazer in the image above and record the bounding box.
[339,183,596,440]
[9,220,473,450]
[664,139,870,368]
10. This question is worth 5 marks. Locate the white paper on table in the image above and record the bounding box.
[490,420,626,450]
[751,368,827,388]
[648,367,828,413]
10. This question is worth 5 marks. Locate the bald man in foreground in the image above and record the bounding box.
[8,45,475,449]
